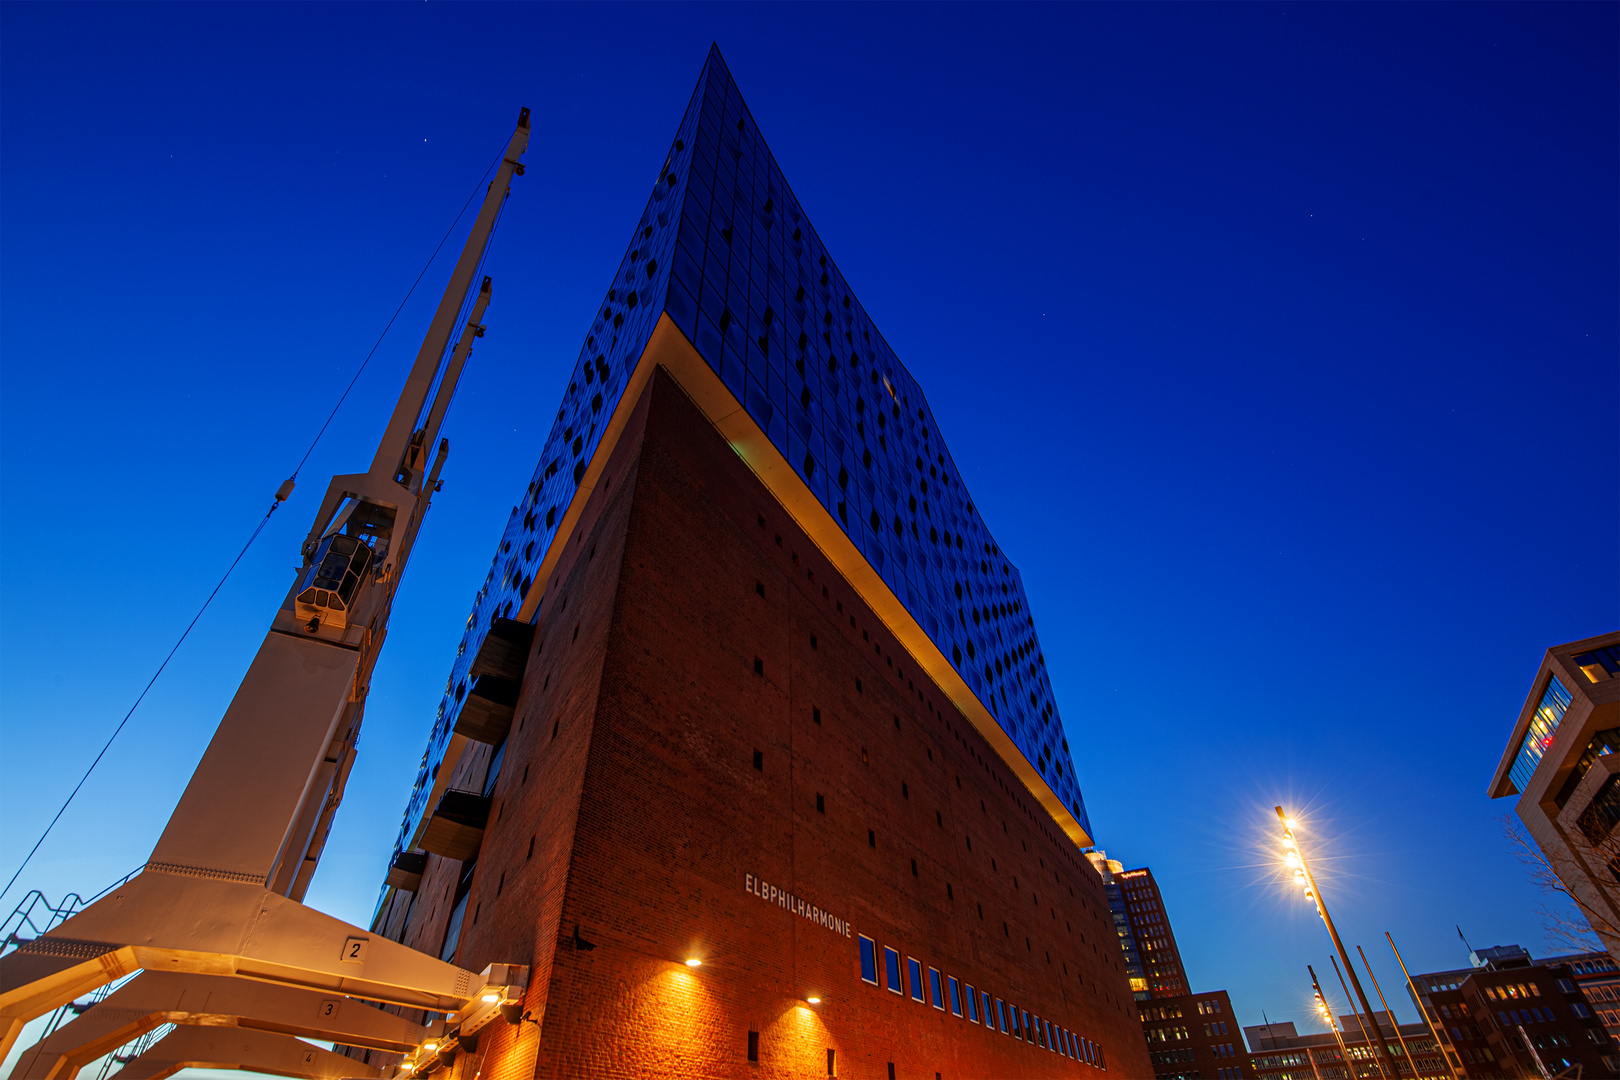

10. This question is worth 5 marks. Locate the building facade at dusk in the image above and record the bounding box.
[1408,948,1618,1079]
[1084,854,1189,1000]
[357,47,1149,1079]
[1139,990,1252,1080]
[1544,949,1620,1044]
[1490,630,1620,958]
[1244,1012,1447,1080]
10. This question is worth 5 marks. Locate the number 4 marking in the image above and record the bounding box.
[341,937,369,964]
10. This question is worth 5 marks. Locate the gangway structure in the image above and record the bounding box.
[0,108,535,1080]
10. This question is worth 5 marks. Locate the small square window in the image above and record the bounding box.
[930,967,944,1010]
[908,957,924,1002]
[858,935,878,985]
[884,947,902,994]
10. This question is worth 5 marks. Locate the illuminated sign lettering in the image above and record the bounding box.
[745,873,851,937]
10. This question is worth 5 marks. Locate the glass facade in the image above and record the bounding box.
[386,44,1089,874]
[1509,674,1574,794]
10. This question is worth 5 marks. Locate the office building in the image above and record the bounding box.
[1084,855,1189,1000]
[1245,1012,1447,1080]
[1140,990,1252,1080]
[1490,631,1620,957]
[1541,949,1620,1042]
[362,47,1150,1079]
[1408,945,1617,1078]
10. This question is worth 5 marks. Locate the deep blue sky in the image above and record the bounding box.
[3,0,1615,1050]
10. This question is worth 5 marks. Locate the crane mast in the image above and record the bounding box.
[0,108,533,1079]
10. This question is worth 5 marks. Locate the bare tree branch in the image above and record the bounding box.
[1500,813,1615,953]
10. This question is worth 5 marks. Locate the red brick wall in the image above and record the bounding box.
[406,369,1150,1080]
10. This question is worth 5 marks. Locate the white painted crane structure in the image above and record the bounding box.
[0,108,534,1080]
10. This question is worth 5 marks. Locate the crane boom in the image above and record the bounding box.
[0,107,533,1067]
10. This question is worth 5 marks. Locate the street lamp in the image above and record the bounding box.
[1311,964,1353,1079]
[1386,932,1460,1080]
[1277,807,1399,1078]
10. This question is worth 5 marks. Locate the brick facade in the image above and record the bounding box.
[373,370,1149,1079]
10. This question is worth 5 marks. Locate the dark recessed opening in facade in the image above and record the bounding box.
[747,1031,759,1063]
[754,657,764,676]
[868,830,876,848]
[753,750,763,771]
[816,794,825,813]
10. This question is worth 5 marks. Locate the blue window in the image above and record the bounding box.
[1022,1010,1033,1042]
[1509,675,1573,792]
[930,967,944,1010]
[1009,1004,1021,1038]
[965,983,978,1022]
[859,935,878,985]
[948,976,962,1016]
[984,991,995,1029]
[908,957,925,1002]
[884,946,902,994]
[997,998,1009,1033]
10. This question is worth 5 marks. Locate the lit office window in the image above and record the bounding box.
[884,947,902,994]
[1509,675,1573,792]
[908,958,925,1002]
[948,976,962,1016]
[930,967,945,1010]
[859,935,878,985]
[1576,646,1620,683]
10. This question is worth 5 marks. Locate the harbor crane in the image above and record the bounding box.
[1,108,533,1080]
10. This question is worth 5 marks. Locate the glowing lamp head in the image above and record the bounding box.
[422,1042,438,1053]
[1285,817,1297,829]
[685,958,702,968]
[1285,852,1301,868]
[481,992,501,1003]
[807,997,821,1005]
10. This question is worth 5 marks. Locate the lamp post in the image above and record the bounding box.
[1358,944,1421,1079]
[1386,932,1460,1080]
[1310,964,1351,1080]
[1277,806,1399,1078]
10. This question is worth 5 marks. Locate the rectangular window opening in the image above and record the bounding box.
[884,946,902,994]
[747,1030,759,1063]
[858,936,878,985]
[908,957,925,1002]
